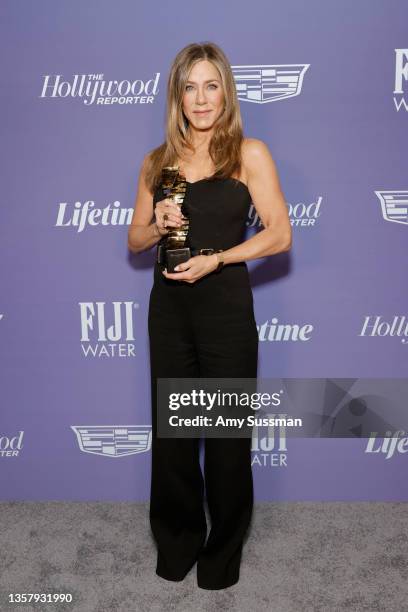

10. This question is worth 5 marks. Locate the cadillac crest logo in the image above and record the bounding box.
[231,64,310,103]
[375,190,408,225]
[71,425,152,457]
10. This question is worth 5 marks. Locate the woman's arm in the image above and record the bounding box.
[220,138,292,265]
[127,155,162,254]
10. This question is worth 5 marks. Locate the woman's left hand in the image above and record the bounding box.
[162,254,219,283]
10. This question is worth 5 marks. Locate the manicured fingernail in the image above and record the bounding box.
[174,266,179,271]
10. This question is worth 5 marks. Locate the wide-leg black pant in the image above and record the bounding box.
[148,262,258,589]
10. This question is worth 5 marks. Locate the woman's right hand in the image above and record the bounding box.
[154,198,186,235]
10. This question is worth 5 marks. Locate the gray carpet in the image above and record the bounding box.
[0,502,406,611]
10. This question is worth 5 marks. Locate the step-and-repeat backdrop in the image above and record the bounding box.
[1,0,407,501]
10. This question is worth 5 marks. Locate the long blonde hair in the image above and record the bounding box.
[144,41,244,193]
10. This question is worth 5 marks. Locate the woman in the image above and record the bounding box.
[128,41,292,590]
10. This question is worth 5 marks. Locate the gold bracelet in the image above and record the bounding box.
[215,251,224,272]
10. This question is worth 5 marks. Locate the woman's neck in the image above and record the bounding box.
[187,126,213,152]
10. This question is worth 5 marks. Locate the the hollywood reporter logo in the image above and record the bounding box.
[0,431,24,457]
[247,197,322,229]
[80,301,139,357]
[359,315,408,344]
[40,72,160,105]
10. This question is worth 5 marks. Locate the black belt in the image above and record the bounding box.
[157,244,223,270]
[190,247,223,256]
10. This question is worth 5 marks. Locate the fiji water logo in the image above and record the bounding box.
[79,301,139,357]
[251,414,288,468]
[375,190,408,225]
[40,72,160,106]
[71,425,152,457]
[394,49,408,111]
[231,64,309,103]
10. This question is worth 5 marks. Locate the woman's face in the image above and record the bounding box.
[182,60,225,132]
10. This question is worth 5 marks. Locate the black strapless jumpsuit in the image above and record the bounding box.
[148,177,258,590]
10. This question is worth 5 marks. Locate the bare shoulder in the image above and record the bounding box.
[241,137,278,183]
[140,150,152,178]
[241,137,274,167]
[237,138,290,241]
[128,151,156,229]
[137,150,155,196]
[240,137,283,200]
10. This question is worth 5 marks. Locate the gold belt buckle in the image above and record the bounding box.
[199,248,215,255]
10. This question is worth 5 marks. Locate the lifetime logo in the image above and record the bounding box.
[55,200,133,233]
[257,317,314,342]
[365,431,408,460]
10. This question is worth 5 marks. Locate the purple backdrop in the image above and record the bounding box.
[1,0,407,501]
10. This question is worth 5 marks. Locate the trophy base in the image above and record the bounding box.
[157,246,191,272]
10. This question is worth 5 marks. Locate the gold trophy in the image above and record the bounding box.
[157,166,191,272]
